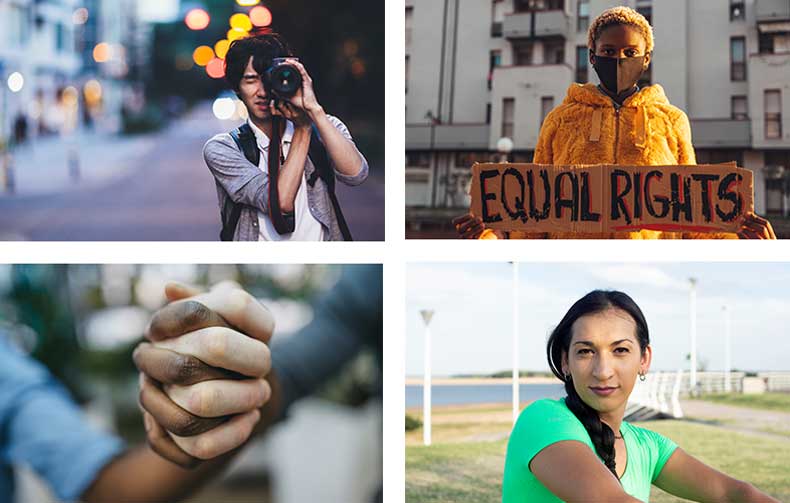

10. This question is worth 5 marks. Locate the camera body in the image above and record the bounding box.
[264,58,303,100]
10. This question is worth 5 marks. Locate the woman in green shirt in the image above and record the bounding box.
[502,290,778,502]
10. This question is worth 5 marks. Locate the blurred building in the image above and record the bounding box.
[0,0,152,143]
[405,0,790,232]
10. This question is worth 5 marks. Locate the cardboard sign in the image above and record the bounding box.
[470,163,753,234]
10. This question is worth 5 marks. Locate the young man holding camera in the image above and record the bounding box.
[204,33,368,241]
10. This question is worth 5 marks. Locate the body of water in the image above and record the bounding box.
[405,383,566,408]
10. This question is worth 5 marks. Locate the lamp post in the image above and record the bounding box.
[420,309,435,446]
[689,278,698,392]
[723,305,731,393]
[512,262,520,425]
[497,136,514,163]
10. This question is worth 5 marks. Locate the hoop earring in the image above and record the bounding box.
[639,372,647,382]
[564,373,572,382]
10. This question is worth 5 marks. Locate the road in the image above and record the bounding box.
[0,104,384,241]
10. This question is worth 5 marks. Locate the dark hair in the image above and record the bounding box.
[546,290,650,479]
[224,32,294,93]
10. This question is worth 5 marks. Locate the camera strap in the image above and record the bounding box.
[266,115,296,234]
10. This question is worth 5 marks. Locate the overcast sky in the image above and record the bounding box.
[406,263,790,377]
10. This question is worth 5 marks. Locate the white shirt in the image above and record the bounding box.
[247,119,325,241]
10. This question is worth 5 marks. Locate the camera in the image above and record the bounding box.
[264,58,303,99]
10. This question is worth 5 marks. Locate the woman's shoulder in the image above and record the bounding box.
[622,421,676,451]
[516,398,577,427]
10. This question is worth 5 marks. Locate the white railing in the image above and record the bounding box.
[757,372,790,391]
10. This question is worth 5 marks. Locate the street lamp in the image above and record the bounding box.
[419,309,435,446]
[688,278,698,392]
[723,305,731,393]
[497,136,514,163]
[512,262,520,425]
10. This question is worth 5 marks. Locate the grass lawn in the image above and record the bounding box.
[406,405,790,503]
[690,392,790,412]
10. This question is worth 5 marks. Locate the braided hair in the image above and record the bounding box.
[546,290,650,479]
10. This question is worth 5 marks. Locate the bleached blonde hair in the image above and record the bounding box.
[587,6,654,53]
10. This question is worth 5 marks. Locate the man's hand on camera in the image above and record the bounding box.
[281,58,323,119]
[134,281,276,467]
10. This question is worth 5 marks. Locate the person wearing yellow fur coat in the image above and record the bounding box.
[455,6,774,240]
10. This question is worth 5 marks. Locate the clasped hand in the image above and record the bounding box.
[133,281,275,467]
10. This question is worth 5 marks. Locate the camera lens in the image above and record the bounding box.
[269,64,302,98]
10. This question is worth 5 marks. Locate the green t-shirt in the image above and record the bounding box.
[502,398,678,503]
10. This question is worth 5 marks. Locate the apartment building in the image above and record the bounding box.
[405,0,790,232]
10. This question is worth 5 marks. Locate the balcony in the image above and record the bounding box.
[756,0,790,22]
[405,123,491,150]
[503,10,569,39]
[690,119,751,148]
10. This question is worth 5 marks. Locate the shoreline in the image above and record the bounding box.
[404,376,561,386]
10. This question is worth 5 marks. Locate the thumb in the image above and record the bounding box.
[164,282,202,302]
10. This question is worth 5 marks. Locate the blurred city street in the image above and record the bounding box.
[0,102,384,241]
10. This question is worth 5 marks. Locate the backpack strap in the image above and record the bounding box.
[306,124,353,241]
[220,124,257,241]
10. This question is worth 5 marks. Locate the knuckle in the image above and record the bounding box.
[192,436,217,460]
[204,331,229,360]
[191,385,220,416]
[166,354,201,385]
[180,301,212,330]
[170,412,205,437]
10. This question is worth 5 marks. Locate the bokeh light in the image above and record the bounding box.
[206,58,226,79]
[230,13,253,31]
[72,7,89,25]
[236,100,249,120]
[236,0,261,6]
[192,46,215,67]
[214,39,230,59]
[7,72,24,93]
[93,42,110,63]
[227,28,248,42]
[250,6,272,27]
[213,97,236,120]
[185,8,210,30]
[83,79,102,105]
[62,86,79,107]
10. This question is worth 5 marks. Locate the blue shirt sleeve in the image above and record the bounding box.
[269,265,382,418]
[0,338,125,501]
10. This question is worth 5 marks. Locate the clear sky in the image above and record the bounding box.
[406,262,790,376]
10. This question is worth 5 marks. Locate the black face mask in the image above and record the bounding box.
[592,55,647,95]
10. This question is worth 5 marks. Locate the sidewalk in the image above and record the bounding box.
[0,130,158,197]
[680,398,790,441]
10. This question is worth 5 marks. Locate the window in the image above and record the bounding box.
[765,90,782,139]
[636,7,652,26]
[730,37,746,81]
[406,151,431,168]
[512,39,534,65]
[695,149,744,167]
[55,23,64,52]
[405,7,413,47]
[731,96,748,120]
[541,97,554,127]
[730,0,744,21]
[543,39,565,64]
[489,50,501,89]
[577,0,589,32]
[759,32,774,54]
[502,98,515,138]
[456,152,493,167]
[514,0,563,13]
[486,103,492,124]
[575,45,588,83]
[405,55,410,93]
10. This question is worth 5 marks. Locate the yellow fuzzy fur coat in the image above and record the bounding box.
[482,83,736,239]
